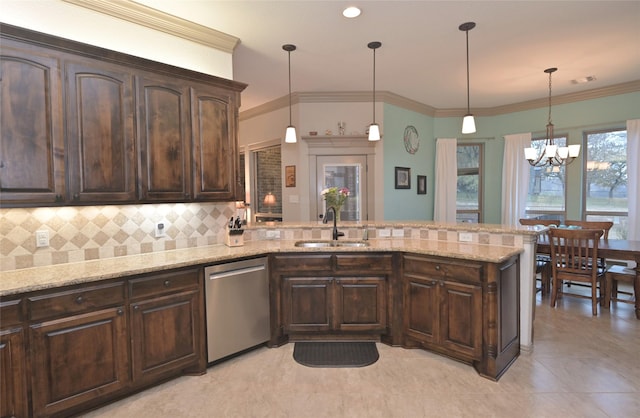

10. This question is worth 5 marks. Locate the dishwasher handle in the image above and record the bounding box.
[208,265,266,280]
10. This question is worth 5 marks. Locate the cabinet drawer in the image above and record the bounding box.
[129,268,199,300]
[270,254,333,272]
[404,255,482,283]
[27,282,125,321]
[0,298,24,327]
[335,253,392,272]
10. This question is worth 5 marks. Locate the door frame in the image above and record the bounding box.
[307,137,377,222]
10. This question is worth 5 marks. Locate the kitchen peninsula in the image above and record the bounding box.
[0,221,537,417]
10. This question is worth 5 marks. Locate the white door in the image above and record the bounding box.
[316,155,368,222]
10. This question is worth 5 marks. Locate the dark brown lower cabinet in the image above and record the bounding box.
[29,307,129,417]
[130,290,201,385]
[403,254,520,380]
[8,267,205,417]
[0,327,28,418]
[282,276,387,334]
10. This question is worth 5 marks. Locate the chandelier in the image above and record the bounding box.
[525,67,580,167]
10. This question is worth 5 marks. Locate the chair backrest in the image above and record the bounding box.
[548,228,603,278]
[564,220,613,240]
[519,218,561,227]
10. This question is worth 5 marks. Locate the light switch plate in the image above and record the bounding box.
[155,222,167,238]
[36,230,50,247]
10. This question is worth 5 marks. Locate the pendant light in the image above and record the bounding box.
[459,22,476,134]
[524,67,580,167]
[367,41,382,141]
[282,44,297,143]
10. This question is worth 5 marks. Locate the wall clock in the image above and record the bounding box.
[403,125,419,154]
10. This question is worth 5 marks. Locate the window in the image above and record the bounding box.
[583,129,628,239]
[252,145,282,220]
[525,136,568,221]
[456,144,483,223]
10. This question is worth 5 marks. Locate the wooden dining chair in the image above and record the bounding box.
[548,228,606,315]
[605,265,636,307]
[563,220,613,291]
[519,218,561,296]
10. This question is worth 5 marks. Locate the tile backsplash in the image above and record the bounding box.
[0,203,238,271]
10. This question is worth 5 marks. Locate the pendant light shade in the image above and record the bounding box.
[282,44,297,144]
[459,22,476,134]
[524,67,581,167]
[368,41,382,142]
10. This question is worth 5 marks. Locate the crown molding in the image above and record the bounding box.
[241,80,640,121]
[62,0,239,53]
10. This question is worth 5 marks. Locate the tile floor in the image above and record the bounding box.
[83,288,639,418]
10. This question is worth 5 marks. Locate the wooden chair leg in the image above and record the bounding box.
[541,264,551,297]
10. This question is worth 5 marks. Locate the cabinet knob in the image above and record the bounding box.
[75,296,84,304]
[117,308,124,316]
[435,265,441,271]
[133,305,139,311]
[164,280,171,287]
[439,281,444,286]
[73,193,79,200]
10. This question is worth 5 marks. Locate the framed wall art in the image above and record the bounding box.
[417,175,427,195]
[395,167,411,189]
[285,165,296,187]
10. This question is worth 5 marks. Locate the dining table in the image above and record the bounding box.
[536,237,640,319]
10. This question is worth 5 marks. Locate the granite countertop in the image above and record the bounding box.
[0,238,523,297]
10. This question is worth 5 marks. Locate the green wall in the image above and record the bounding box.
[382,91,640,223]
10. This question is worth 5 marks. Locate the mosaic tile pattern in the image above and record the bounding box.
[0,203,238,271]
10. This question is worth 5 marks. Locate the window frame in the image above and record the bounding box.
[524,134,569,221]
[581,127,628,238]
[456,143,484,223]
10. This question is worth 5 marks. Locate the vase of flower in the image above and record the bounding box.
[321,187,350,221]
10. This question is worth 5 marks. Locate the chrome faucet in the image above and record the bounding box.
[323,206,344,241]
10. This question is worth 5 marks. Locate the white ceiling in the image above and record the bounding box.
[136,0,639,112]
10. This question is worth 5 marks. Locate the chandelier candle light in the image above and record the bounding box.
[524,67,580,167]
[322,187,350,221]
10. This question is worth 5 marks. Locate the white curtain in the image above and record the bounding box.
[434,138,457,223]
[627,119,640,241]
[501,133,532,226]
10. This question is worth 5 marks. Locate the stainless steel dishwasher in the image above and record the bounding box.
[204,257,270,363]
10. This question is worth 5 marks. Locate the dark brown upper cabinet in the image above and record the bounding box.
[0,23,246,208]
[0,40,66,206]
[137,75,192,201]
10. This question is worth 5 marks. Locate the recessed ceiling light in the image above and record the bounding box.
[571,76,597,84]
[343,6,361,18]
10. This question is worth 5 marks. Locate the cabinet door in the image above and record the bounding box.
[334,277,387,332]
[130,290,200,386]
[281,277,332,333]
[0,327,28,418]
[404,275,439,345]
[0,44,65,206]
[440,280,482,360]
[191,85,238,201]
[137,75,192,201]
[65,60,136,203]
[30,307,129,417]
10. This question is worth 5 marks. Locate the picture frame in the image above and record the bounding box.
[285,165,296,187]
[417,175,427,195]
[395,167,411,189]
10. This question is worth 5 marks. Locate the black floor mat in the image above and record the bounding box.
[293,341,379,368]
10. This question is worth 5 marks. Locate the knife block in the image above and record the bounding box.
[225,229,244,247]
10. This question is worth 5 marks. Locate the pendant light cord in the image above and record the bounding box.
[288,50,292,125]
[547,70,552,127]
[465,29,470,113]
[372,46,376,123]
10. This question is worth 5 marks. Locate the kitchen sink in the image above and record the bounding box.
[294,240,369,248]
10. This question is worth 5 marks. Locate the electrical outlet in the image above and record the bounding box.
[378,229,391,238]
[392,228,405,237]
[459,232,473,242]
[36,230,50,248]
[266,230,280,239]
[155,222,167,238]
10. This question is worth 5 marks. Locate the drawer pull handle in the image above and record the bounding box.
[164,280,171,287]
[75,296,84,304]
